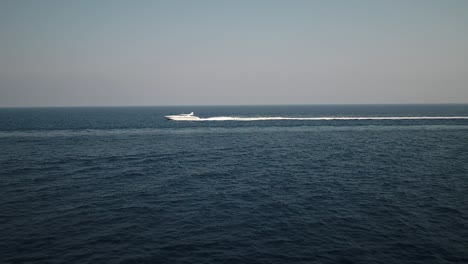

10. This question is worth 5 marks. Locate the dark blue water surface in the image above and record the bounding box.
[1,105,468,264]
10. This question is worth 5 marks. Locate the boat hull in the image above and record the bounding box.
[165,115,200,121]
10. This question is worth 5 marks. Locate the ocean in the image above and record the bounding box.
[1,104,467,264]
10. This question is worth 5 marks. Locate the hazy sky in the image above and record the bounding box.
[1,0,468,107]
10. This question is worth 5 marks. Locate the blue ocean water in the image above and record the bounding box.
[1,104,468,264]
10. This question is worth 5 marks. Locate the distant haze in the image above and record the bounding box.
[1,0,468,107]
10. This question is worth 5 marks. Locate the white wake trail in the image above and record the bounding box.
[194,116,468,121]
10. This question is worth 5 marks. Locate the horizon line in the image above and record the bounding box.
[1,102,468,109]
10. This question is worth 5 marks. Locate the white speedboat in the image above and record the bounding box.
[165,112,200,121]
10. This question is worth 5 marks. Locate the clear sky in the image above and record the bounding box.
[1,0,468,107]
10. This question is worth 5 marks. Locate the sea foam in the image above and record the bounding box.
[194,116,468,121]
